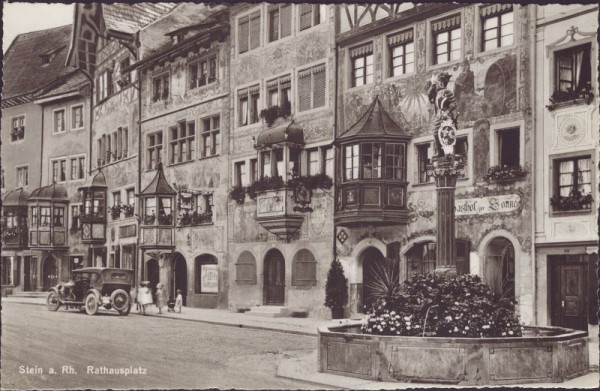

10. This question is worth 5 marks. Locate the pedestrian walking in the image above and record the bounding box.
[130,285,139,313]
[155,283,165,314]
[175,289,183,313]
[137,281,153,315]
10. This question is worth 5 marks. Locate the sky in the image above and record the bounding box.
[3,2,73,53]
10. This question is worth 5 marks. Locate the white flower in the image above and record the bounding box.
[407,326,411,330]
[453,327,459,332]
[508,330,514,335]
[404,316,411,321]
[502,332,507,336]
[391,327,395,331]
[445,316,453,321]
[465,326,469,330]
[482,325,490,329]
[390,311,396,315]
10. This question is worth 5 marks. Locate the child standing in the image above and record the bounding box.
[137,282,152,315]
[129,285,139,313]
[155,283,165,314]
[175,289,183,313]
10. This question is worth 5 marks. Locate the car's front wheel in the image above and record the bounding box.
[84,293,99,315]
[46,291,61,311]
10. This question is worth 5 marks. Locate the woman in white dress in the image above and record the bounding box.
[137,282,153,315]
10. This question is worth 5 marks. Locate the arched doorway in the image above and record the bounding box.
[146,259,160,297]
[264,249,285,305]
[484,237,515,301]
[42,256,58,291]
[361,247,387,311]
[171,253,188,306]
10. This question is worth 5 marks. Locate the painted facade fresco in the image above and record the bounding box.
[138,8,231,308]
[227,4,336,316]
[336,4,536,322]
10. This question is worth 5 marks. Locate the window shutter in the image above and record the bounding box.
[235,251,257,285]
[299,4,313,31]
[249,12,261,50]
[238,17,249,53]
[292,249,317,286]
[312,65,326,108]
[298,69,312,112]
[280,4,292,38]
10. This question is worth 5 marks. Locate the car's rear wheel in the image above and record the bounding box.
[84,293,99,315]
[46,292,61,311]
[111,289,130,315]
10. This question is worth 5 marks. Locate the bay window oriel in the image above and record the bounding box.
[336,97,411,226]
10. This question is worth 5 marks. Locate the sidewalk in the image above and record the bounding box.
[5,296,599,389]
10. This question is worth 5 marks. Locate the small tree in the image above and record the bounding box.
[325,259,348,316]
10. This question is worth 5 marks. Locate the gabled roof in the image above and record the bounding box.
[338,96,411,140]
[34,72,90,101]
[103,3,178,35]
[67,3,178,75]
[29,183,69,202]
[2,188,30,207]
[140,163,176,196]
[3,25,74,99]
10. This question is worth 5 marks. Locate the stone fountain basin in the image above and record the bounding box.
[318,321,588,385]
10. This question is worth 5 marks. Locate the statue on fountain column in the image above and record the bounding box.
[428,72,458,158]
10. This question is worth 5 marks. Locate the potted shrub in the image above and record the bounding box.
[325,259,348,319]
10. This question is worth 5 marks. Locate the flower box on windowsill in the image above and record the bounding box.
[483,165,527,184]
[547,87,594,111]
[550,193,593,213]
[179,211,213,226]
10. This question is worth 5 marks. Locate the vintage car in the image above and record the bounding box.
[46,267,133,315]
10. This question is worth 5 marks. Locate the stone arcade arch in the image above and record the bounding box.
[171,252,188,306]
[263,248,285,305]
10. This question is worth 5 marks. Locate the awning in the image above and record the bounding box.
[255,120,304,149]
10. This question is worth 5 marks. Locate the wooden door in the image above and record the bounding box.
[30,257,38,291]
[42,257,58,290]
[264,251,285,305]
[551,256,587,331]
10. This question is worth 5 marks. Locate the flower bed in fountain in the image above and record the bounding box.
[317,273,589,385]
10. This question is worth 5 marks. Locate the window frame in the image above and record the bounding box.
[146,131,163,171]
[10,115,26,142]
[70,104,85,131]
[490,121,525,169]
[387,28,415,78]
[200,115,221,158]
[267,3,292,43]
[480,5,514,53]
[349,43,374,88]
[298,4,325,33]
[52,108,67,134]
[16,165,29,187]
[266,74,292,114]
[297,62,327,113]
[553,42,592,96]
[551,152,594,214]
[151,73,170,102]
[429,13,462,67]
[188,53,218,90]
[237,85,261,128]
[169,121,196,165]
[237,10,262,55]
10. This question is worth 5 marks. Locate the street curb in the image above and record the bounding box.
[3,299,319,338]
